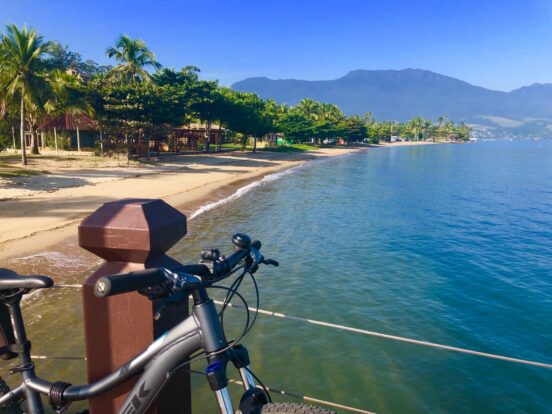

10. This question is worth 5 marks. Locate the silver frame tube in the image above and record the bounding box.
[7,295,234,414]
[238,366,257,391]
[215,387,234,414]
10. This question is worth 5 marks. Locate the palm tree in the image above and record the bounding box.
[423,119,433,141]
[106,35,161,83]
[318,103,343,122]
[295,98,320,121]
[0,24,52,164]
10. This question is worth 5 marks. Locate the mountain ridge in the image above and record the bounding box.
[231,69,552,137]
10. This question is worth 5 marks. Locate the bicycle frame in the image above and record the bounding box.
[0,287,257,414]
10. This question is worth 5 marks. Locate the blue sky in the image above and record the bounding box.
[1,0,551,91]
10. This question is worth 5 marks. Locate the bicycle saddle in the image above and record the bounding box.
[0,268,53,291]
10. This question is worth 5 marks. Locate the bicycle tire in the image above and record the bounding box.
[260,402,337,414]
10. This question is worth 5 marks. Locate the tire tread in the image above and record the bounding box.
[261,402,337,414]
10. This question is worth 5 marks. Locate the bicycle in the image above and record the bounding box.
[0,233,336,414]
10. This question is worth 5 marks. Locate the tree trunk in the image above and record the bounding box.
[126,135,130,164]
[77,126,81,152]
[99,130,103,156]
[205,120,211,153]
[12,126,16,149]
[20,95,27,165]
[54,127,58,152]
[30,125,39,155]
[217,123,223,151]
[253,135,257,153]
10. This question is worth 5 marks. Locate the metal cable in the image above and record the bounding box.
[212,300,552,370]
[51,285,552,369]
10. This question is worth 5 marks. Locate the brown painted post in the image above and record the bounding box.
[79,199,191,414]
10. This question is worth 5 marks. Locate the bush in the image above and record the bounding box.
[0,135,11,152]
[44,131,71,150]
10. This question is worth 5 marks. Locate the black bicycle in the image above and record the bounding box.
[0,233,335,414]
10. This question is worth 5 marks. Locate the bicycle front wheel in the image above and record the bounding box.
[261,402,337,414]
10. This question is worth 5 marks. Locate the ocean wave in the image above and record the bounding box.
[9,251,101,268]
[190,164,303,220]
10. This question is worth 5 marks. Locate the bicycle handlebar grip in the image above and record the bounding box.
[94,268,167,298]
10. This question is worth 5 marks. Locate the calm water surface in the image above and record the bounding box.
[6,140,552,413]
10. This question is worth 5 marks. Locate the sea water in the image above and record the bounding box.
[8,140,552,413]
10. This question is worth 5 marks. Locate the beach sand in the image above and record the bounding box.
[0,148,361,261]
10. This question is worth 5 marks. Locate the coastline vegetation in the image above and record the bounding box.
[0,25,471,165]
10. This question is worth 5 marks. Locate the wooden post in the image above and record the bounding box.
[54,127,58,153]
[77,126,81,152]
[99,130,103,156]
[79,199,191,414]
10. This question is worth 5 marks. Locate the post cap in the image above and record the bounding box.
[78,199,186,263]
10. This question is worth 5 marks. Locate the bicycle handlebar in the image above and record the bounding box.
[94,268,167,298]
[94,234,278,299]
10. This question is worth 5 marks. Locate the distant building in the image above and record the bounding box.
[39,113,99,150]
[153,123,226,152]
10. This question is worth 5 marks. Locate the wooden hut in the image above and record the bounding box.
[39,113,99,151]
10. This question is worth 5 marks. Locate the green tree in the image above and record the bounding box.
[295,98,320,121]
[0,24,52,164]
[89,75,189,160]
[106,35,161,84]
[276,113,315,143]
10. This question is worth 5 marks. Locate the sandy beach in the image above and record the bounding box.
[0,141,446,262]
[0,147,363,261]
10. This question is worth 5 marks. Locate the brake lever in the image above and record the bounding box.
[262,259,279,267]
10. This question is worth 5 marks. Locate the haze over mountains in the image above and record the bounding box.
[232,69,552,138]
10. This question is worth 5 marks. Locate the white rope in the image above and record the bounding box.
[213,300,552,370]
[51,285,552,369]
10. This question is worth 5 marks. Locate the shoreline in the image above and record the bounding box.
[0,148,360,262]
[0,141,447,263]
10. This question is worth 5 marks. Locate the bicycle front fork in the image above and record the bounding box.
[207,345,267,414]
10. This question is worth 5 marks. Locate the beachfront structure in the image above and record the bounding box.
[257,132,281,147]
[152,122,226,153]
[38,113,99,151]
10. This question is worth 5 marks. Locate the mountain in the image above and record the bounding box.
[232,69,552,138]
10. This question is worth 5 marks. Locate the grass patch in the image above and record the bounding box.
[0,168,44,178]
[262,144,318,153]
[220,143,255,151]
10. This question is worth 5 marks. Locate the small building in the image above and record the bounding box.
[152,123,226,153]
[257,132,282,147]
[39,113,99,151]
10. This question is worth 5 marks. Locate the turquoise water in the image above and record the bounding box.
[173,141,552,413]
[6,140,552,413]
